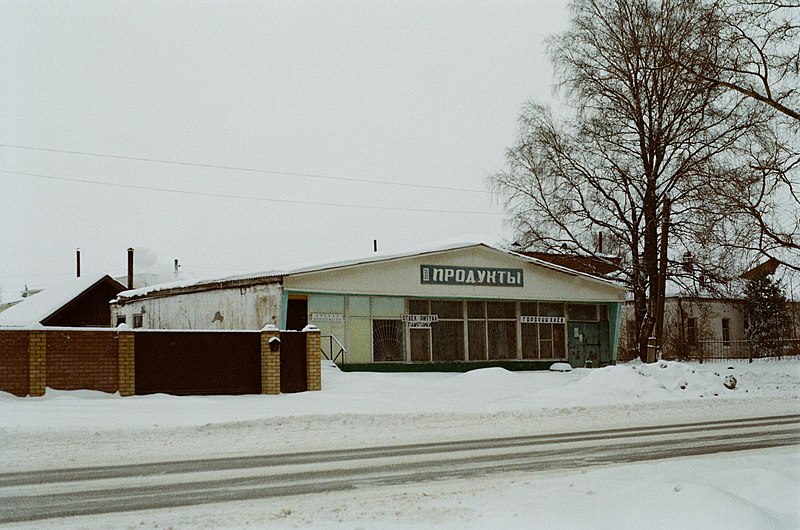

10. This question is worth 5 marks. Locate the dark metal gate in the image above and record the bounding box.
[280,331,307,393]
[134,331,261,395]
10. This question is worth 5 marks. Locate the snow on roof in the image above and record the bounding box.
[0,274,120,327]
[115,241,627,302]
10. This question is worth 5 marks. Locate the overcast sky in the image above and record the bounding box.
[0,0,570,301]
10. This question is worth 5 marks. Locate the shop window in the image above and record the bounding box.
[408,299,429,315]
[348,296,370,317]
[520,302,565,360]
[467,301,485,319]
[373,320,404,361]
[553,326,566,357]
[410,329,431,361]
[487,301,516,319]
[488,320,516,359]
[521,320,539,359]
[568,304,598,322]
[432,320,464,361]
[308,295,344,314]
[468,321,487,360]
[431,300,463,319]
[539,321,553,357]
[371,297,405,318]
[539,302,564,317]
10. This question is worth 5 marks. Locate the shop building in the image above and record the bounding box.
[111,243,627,368]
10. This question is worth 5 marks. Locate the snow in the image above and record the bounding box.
[1,359,798,528]
[0,274,118,326]
[549,361,573,371]
[20,447,798,530]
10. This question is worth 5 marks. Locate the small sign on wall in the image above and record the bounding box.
[521,316,565,324]
[311,313,344,322]
[402,314,439,328]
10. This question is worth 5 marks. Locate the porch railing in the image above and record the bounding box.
[320,334,347,364]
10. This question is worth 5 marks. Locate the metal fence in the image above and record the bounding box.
[695,339,800,363]
[619,338,800,364]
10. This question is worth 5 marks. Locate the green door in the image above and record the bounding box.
[568,322,601,368]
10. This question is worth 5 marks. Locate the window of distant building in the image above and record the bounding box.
[722,318,731,347]
[687,317,697,344]
[116,315,127,326]
[626,319,636,350]
[133,314,143,328]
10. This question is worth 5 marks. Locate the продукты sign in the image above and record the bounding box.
[420,265,524,287]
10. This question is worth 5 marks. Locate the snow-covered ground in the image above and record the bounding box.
[1,359,799,529]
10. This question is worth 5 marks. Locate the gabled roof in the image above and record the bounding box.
[518,251,622,278]
[0,274,125,327]
[115,242,627,303]
[740,257,781,280]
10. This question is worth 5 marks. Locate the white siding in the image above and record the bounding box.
[111,282,282,330]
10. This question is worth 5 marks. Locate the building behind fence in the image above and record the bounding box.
[0,326,321,397]
[619,297,800,363]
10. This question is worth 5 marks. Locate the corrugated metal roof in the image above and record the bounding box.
[114,242,627,303]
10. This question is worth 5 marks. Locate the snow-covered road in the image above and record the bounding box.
[2,414,798,525]
[1,359,798,528]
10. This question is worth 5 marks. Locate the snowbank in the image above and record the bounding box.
[1,360,798,528]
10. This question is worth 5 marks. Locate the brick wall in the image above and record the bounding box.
[306,328,321,391]
[0,330,30,397]
[0,327,321,397]
[261,328,280,395]
[45,330,118,393]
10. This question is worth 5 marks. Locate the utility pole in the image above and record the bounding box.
[653,197,671,360]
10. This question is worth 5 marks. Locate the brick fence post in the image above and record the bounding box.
[28,330,46,397]
[117,326,135,396]
[303,325,321,391]
[261,324,280,394]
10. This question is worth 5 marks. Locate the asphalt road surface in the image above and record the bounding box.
[1,414,799,524]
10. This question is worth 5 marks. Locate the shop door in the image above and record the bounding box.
[286,297,308,331]
[567,322,601,368]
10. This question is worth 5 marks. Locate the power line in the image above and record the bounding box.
[0,143,490,194]
[0,170,504,216]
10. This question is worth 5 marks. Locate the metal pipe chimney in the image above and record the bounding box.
[127,248,134,289]
[76,248,81,278]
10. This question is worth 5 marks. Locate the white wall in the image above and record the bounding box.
[111,282,282,330]
[285,246,626,302]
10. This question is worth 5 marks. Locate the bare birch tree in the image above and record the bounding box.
[492,0,764,360]
[680,1,800,271]
[676,0,799,121]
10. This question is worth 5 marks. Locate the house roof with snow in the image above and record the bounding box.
[114,242,628,303]
[0,274,126,327]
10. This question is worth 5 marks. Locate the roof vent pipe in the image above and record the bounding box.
[127,248,134,289]
[76,248,81,278]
